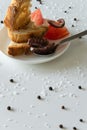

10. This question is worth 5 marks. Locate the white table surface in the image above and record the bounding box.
[0,0,87,129]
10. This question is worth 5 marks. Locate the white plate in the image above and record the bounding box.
[0,27,70,64]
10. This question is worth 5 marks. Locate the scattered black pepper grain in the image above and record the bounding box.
[37,95,42,100]
[0,20,3,24]
[10,79,14,83]
[72,24,75,27]
[73,127,77,130]
[59,124,64,129]
[36,0,42,4]
[69,6,72,9]
[79,119,84,122]
[35,7,38,9]
[7,106,11,111]
[79,36,82,39]
[78,85,82,89]
[61,105,65,110]
[64,11,67,13]
[74,18,77,21]
[49,87,53,91]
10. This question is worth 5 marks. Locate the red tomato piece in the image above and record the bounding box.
[44,25,69,40]
[31,9,44,26]
[31,9,69,40]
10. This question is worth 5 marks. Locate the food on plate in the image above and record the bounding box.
[29,37,49,48]
[44,25,69,40]
[4,0,69,56]
[4,0,31,30]
[31,10,69,40]
[4,0,48,56]
[28,37,57,55]
[7,22,47,43]
[30,8,44,26]
[30,42,57,55]
[8,41,30,56]
[47,19,65,28]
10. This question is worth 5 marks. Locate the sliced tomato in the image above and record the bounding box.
[31,9,44,26]
[31,9,69,40]
[44,25,69,40]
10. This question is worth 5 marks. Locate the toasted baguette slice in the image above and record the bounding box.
[4,0,31,30]
[8,41,31,56]
[7,22,48,43]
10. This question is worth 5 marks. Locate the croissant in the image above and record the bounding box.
[4,0,31,30]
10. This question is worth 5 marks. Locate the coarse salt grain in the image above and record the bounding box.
[13,91,20,96]
[8,118,14,122]
[30,105,35,108]
[21,87,27,91]
[3,124,8,128]
[35,114,41,118]
[42,113,47,117]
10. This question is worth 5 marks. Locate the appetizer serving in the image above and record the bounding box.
[4,0,69,56]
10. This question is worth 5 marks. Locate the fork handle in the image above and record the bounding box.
[60,30,87,44]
